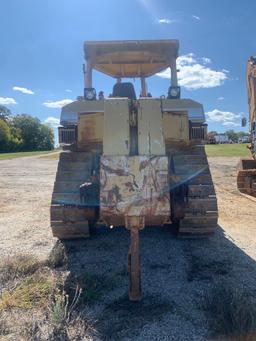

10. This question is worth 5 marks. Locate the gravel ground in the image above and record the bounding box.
[0,154,256,340]
[0,154,56,258]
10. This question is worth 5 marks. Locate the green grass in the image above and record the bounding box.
[0,273,56,310]
[0,150,55,160]
[0,144,250,159]
[205,144,251,157]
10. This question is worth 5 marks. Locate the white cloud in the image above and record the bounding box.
[43,99,73,108]
[13,86,34,94]
[0,97,17,105]
[157,53,228,90]
[217,96,225,101]
[222,121,240,127]
[192,15,200,20]
[44,116,60,127]
[206,109,241,127]
[158,18,178,24]
[201,57,211,64]
[178,53,196,66]
[65,89,72,93]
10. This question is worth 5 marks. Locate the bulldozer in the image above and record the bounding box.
[51,40,218,300]
[237,56,256,197]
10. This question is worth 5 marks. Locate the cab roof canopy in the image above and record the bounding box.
[84,40,179,78]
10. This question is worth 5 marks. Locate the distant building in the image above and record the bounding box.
[214,134,229,144]
[238,136,250,143]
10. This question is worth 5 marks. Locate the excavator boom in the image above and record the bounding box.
[237,57,256,197]
[246,57,256,158]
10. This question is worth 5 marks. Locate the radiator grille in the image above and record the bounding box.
[58,126,76,144]
[190,124,207,140]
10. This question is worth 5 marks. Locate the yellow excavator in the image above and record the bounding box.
[237,56,256,197]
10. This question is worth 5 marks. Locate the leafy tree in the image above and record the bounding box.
[224,130,249,143]
[0,113,53,152]
[37,124,54,150]
[225,129,238,143]
[13,114,42,150]
[12,114,54,151]
[237,131,249,138]
[0,105,12,122]
[8,126,23,151]
[207,131,218,138]
[0,119,11,151]
[0,120,23,152]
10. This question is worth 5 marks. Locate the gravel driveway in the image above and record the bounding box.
[0,154,256,340]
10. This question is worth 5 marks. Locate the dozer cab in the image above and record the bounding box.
[237,56,256,197]
[52,40,218,300]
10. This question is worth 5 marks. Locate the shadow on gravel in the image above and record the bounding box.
[96,295,173,340]
[51,224,256,340]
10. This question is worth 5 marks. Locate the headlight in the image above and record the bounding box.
[84,88,96,100]
[168,86,180,99]
[170,88,178,97]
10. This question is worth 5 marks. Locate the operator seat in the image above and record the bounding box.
[112,82,136,100]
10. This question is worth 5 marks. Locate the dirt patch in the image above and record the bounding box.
[0,155,57,259]
[208,156,256,259]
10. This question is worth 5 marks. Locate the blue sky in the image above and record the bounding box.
[0,0,254,139]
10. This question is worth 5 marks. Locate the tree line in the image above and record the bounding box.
[0,105,54,152]
[208,129,249,143]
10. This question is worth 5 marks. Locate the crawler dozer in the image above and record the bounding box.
[237,56,256,197]
[51,40,218,300]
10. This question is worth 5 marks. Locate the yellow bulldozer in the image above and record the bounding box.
[51,40,218,300]
[237,56,256,197]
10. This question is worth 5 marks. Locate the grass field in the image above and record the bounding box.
[205,143,251,157]
[0,150,56,160]
[39,152,60,159]
[0,145,251,160]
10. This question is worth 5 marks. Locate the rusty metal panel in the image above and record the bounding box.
[163,112,189,142]
[84,40,179,78]
[77,112,103,149]
[61,100,104,126]
[103,99,130,155]
[137,99,165,155]
[100,155,170,226]
[161,98,205,124]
